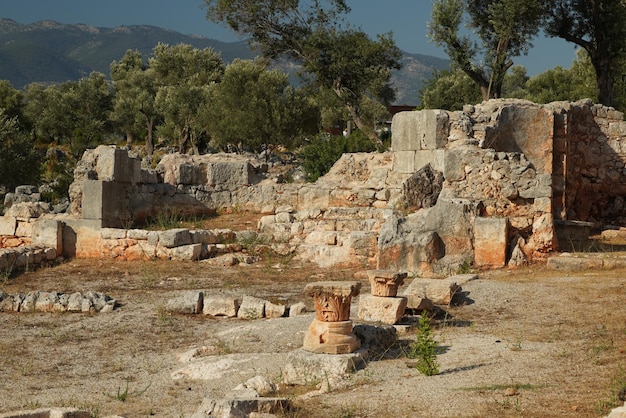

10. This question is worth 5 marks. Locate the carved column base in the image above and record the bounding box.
[302,319,361,354]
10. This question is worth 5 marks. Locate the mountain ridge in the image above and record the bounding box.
[0,18,449,105]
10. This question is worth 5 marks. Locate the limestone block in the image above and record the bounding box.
[34,291,59,312]
[170,243,202,261]
[192,229,219,244]
[403,275,477,306]
[95,145,136,183]
[265,301,286,318]
[67,292,83,312]
[31,219,63,254]
[81,180,127,227]
[15,221,33,238]
[352,323,398,355]
[191,397,290,418]
[166,291,204,314]
[238,295,266,319]
[288,302,307,317]
[297,186,330,211]
[101,228,127,239]
[304,230,337,245]
[357,294,407,325]
[21,291,38,312]
[203,295,239,317]
[474,217,508,268]
[159,228,192,248]
[415,149,446,172]
[391,111,420,151]
[0,216,17,235]
[282,347,368,386]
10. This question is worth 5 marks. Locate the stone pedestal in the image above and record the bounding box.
[366,270,407,297]
[303,281,361,354]
[302,319,361,354]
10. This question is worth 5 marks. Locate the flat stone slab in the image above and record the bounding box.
[304,281,361,298]
[357,294,407,325]
[0,408,92,418]
[546,253,626,271]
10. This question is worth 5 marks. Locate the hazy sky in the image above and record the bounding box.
[2,0,577,75]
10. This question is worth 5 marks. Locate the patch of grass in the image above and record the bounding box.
[596,364,626,415]
[105,377,151,402]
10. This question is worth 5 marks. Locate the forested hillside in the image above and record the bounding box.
[0,19,449,105]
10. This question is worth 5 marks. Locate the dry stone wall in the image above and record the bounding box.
[4,99,626,274]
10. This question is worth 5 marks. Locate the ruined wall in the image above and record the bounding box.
[5,99,626,274]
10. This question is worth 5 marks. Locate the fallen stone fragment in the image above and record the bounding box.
[288,302,307,317]
[203,295,239,317]
[166,290,204,314]
[0,407,92,418]
[264,301,286,319]
[403,274,477,306]
[282,348,368,387]
[238,295,266,319]
[191,397,290,418]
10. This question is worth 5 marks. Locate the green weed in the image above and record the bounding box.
[406,313,440,376]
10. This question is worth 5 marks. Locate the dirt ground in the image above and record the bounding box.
[0,244,625,417]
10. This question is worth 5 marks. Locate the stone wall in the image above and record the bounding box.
[4,99,626,275]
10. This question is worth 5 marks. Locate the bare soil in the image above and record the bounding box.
[0,243,625,417]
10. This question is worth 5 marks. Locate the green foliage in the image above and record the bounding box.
[209,58,319,153]
[204,0,401,140]
[419,68,482,110]
[407,314,440,376]
[0,110,41,193]
[300,131,379,182]
[429,0,544,100]
[543,0,626,107]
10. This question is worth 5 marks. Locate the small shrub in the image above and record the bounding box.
[407,313,440,376]
[300,130,380,182]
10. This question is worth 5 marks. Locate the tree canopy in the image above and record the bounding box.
[542,0,626,107]
[203,0,401,141]
[428,0,544,100]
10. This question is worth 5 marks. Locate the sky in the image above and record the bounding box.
[2,0,578,75]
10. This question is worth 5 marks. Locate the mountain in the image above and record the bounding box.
[0,18,449,105]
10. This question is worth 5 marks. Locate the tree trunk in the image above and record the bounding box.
[593,57,615,107]
[145,119,154,156]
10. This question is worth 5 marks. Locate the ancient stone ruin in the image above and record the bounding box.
[2,98,626,274]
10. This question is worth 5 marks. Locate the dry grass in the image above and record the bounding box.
[0,238,624,416]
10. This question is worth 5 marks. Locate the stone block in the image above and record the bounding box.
[81,180,128,227]
[0,216,17,235]
[352,323,398,356]
[303,319,360,354]
[32,218,64,254]
[203,295,239,317]
[288,302,307,317]
[357,294,407,325]
[265,301,286,318]
[297,186,330,211]
[166,291,204,314]
[403,275,476,306]
[95,145,137,183]
[415,149,446,172]
[15,221,33,238]
[169,243,202,260]
[191,397,290,418]
[391,111,420,151]
[206,161,252,189]
[474,217,508,267]
[238,295,266,319]
[159,228,192,248]
[393,150,416,173]
[0,407,93,418]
